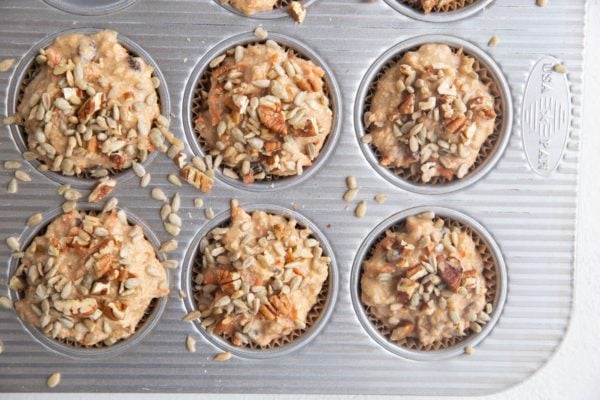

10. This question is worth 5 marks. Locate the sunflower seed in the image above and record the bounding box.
[205,207,214,220]
[62,201,76,213]
[14,170,31,182]
[140,172,151,188]
[146,265,162,277]
[182,310,201,321]
[554,63,568,73]
[132,162,146,178]
[168,213,182,226]
[171,192,181,213]
[7,179,17,194]
[159,239,178,253]
[102,197,118,213]
[160,204,172,220]
[0,58,15,72]
[6,236,19,252]
[164,222,181,237]
[488,35,500,47]
[168,173,182,187]
[355,201,367,218]
[464,345,474,355]
[186,335,196,352]
[449,310,460,324]
[194,198,204,208]
[343,189,358,202]
[162,259,179,269]
[0,296,12,309]
[151,187,167,202]
[46,372,61,388]
[209,54,226,69]
[26,213,43,227]
[3,160,21,170]
[470,322,482,333]
[254,27,268,40]
[346,176,357,190]
[374,193,387,203]
[213,351,232,362]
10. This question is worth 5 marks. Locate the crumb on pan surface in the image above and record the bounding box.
[15,30,164,177]
[360,211,492,347]
[365,43,496,183]
[192,205,330,348]
[10,210,169,347]
[194,41,333,184]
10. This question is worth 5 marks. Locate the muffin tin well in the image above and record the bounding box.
[6,205,169,359]
[350,206,507,361]
[384,0,495,22]
[42,0,137,16]
[181,204,338,359]
[182,31,342,192]
[354,34,512,195]
[7,27,170,189]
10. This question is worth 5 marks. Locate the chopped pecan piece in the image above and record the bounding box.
[289,1,307,24]
[77,92,103,124]
[405,264,427,281]
[180,164,214,193]
[396,277,419,300]
[390,320,414,341]
[437,255,463,292]
[88,179,116,203]
[258,105,287,136]
[399,94,415,115]
[444,114,467,134]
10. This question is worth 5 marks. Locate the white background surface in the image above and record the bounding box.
[4,1,599,399]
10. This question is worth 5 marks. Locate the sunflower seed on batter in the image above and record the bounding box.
[14,170,32,182]
[162,259,179,269]
[213,351,232,362]
[209,54,227,69]
[62,201,76,213]
[186,335,196,352]
[151,187,167,202]
[26,213,43,227]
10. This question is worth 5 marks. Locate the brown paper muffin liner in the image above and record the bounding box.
[16,43,163,180]
[361,218,498,351]
[191,217,331,350]
[398,0,478,13]
[13,211,161,349]
[363,45,504,185]
[190,40,334,184]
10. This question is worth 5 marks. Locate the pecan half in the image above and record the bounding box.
[258,105,287,136]
[437,256,463,292]
[444,113,467,134]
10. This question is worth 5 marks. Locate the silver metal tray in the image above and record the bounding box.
[0,0,586,396]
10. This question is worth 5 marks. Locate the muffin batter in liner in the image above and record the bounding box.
[191,39,334,185]
[191,213,331,351]
[11,210,166,350]
[363,44,503,186]
[15,31,167,180]
[360,218,498,351]
[397,0,478,14]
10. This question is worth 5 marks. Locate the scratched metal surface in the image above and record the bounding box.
[0,0,586,396]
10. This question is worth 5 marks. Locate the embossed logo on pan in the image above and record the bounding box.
[522,56,571,176]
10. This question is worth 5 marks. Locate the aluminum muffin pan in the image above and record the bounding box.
[42,0,137,16]
[354,34,513,195]
[214,0,318,20]
[350,205,507,361]
[182,31,342,192]
[0,0,585,396]
[6,203,169,360]
[181,203,339,359]
[384,0,495,22]
[7,27,170,189]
